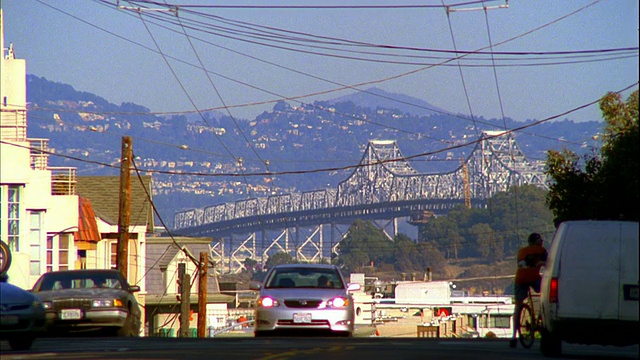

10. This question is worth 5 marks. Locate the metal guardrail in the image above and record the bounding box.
[208,320,254,337]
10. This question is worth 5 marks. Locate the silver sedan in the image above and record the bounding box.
[250,264,361,337]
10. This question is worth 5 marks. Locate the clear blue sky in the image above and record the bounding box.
[3,0,638,123]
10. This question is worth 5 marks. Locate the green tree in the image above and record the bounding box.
[393,233,417,272]
[545,90,639,224]
[471,223,494,258]
[265,251,297,269]
[420,215,464,259]
[420,185,553,258]
[243,257,258,273]
[336,220,394,272]
[414,241,446,278]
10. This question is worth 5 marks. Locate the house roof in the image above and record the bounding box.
[74,196,100,242]
[76,175,153,230]
[145,237,221,297]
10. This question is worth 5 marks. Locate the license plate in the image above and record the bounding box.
[293,313,312,323]
[0,315,19,325]
[60,309,82,320]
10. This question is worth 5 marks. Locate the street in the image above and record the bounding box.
[1,337,638,360]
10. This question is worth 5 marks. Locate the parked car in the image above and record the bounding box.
[31,269,141,336]
[539,220,639,357]
[250,263,361,337]
[0,274,47,350]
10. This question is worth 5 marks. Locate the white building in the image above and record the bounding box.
[0,8,149,301]
[1,8,80,289]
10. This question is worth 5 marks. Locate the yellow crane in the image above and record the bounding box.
[461,159,471,209]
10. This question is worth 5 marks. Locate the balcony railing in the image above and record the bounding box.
[0,108,27,141]
[51,167,77,196]
[29,138,49,170]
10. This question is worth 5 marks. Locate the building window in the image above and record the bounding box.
[46,233,70,272]
[480,314,511,329]
[7,185,21,252]
[29,211,44,275]
[59,234,69,271]
[78,250,87,269]
[110,241,117,269]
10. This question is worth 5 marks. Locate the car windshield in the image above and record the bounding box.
[34,272,124,291]
[265,267,343,289]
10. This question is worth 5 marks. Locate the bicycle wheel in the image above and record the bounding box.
[0,240,12,274]
[518,303,535,349]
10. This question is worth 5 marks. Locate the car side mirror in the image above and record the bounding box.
[129,285,141,293]
[347,283,361,292]
[249,281,262,291]
[539,266,546,277]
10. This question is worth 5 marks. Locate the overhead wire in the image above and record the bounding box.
[34,0,635,139]
[127,0,502,10]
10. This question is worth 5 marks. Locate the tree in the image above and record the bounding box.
[336,220,394,272]
[545,90,639,224]
[393,233,417,272]
[471,223,494,258]
[243,257,258,273]
[265,251,297,269]
[420,185,553,258]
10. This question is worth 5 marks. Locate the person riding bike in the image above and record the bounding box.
[509,232,547,348]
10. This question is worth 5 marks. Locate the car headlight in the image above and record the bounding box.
[258,296,279,308]
[92,299,125,308]
[92,299,113,307]
[42,301,52,309]
[32,300,44,309]
[327,297,348,308]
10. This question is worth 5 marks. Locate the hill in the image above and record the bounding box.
[25,75,604,228]
[327,87,447,117]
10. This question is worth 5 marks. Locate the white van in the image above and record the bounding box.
[539,220,639,357]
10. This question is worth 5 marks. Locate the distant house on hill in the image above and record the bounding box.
[144,236,235,337]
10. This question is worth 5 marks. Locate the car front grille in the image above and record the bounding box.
[284,300,322,308]
[2,304,31,311]
[52,299,92,310]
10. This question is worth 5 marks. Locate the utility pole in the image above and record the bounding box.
[117,136,132,279]
[197,252,208,338]
[179,265,191,337]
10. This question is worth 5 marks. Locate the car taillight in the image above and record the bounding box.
[549,277,558,303]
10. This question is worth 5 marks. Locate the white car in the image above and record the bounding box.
[250,264,360,337]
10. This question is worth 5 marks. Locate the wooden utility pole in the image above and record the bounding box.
[197,252,208,338]
[179,268,191,337]
[117,136,132,279]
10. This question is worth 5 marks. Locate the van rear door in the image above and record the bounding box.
[559,222,619,320]
[618,222,639,321]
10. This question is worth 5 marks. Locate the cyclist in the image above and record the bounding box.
[509,232,547,348]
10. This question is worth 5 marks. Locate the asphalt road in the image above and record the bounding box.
[1,337,638,360]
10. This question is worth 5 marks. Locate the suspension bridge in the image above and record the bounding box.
[170,131,547,273]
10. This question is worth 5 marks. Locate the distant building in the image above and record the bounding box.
[144,236,234,336]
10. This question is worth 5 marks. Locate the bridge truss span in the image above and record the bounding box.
[171,132,547,273]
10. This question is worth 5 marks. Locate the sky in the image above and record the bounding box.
[2,0,639,124]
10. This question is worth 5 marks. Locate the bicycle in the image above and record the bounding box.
[518,287,542,348]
